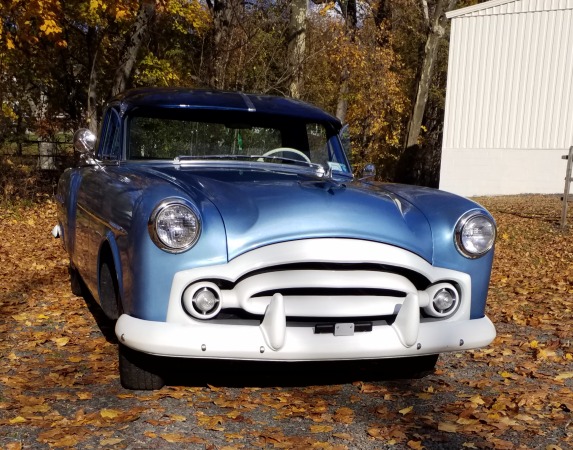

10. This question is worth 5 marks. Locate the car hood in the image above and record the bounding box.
[143,166,434,262]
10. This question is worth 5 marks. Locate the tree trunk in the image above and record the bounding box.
[207,0,242,90]
[86,26,99,134]
[288,0,308,99]
[335,0,357,123]
[111,0,156,97]
[405,0,456,148]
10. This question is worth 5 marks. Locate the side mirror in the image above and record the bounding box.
[361,163,376,180]
[73,128,96,155]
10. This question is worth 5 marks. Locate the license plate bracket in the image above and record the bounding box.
[334,323,354,336]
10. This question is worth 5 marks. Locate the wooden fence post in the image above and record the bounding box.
[561,146,573,230]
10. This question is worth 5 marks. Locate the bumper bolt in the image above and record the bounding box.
[201,344,206,352]
[459,339,464,347]
[260,346,265,354]
[417,343,422,350]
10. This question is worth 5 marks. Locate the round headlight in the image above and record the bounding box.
[455,212,496,258]
[149,200,201,253]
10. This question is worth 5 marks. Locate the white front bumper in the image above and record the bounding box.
[115,313,496,360]
[116,239,496,360]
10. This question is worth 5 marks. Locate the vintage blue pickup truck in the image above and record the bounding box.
[54,88,496,389]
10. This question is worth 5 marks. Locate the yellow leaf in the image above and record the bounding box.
[9,416,27,424]
[6,38,15,50]
[20,404,50,414]
[100,438,123,446]
[169,414,186,422]
[554,372,573,381]
[100,409,121,419]
[399,406,413,415]
[54,337,70,347]
[470,395,485,405]
[333,433,353,440]
[310,425,334,433]
[529,340,538,348]
[537,349,556,360]
[500,371,512,378]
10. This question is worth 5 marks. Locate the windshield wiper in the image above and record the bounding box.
[174,154,331,178]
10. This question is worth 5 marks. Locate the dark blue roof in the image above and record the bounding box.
[111,88,340,126]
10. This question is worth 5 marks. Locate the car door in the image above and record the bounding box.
[74,108,122,295]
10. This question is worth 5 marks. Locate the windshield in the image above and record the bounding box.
[126,109,351,174]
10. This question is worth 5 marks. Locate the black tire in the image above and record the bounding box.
[99,258,122,320]
[69,265,84,297]
[119,344,165,390]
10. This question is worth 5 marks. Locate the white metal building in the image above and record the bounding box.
[439,0,573,196]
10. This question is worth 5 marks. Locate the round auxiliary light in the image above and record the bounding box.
[455,212,496,258]
[423,283,460,318]
[194,288,218,314]
[182,283,222,319]
[149,200,201,253]
[433,288,456,312]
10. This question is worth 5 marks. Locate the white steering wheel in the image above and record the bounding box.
[261,147,311,163]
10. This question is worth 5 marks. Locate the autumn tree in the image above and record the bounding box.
[405,0,457,149]
[288,0,308,99]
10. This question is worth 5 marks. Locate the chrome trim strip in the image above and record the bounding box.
[239,92,256,112]
[77,204,127,234]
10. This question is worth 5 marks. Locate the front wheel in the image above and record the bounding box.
[119,344,165,390]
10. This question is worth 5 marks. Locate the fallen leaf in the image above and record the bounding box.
[100,438,124,446]
[438,422,458,433]
[9,416,27,424]
[310,425,334,433]
[100,409,121,419]
[399,406,413,415]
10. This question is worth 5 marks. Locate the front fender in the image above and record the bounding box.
[124,184,228,322]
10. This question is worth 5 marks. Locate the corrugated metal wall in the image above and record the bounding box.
[440,0,573,196]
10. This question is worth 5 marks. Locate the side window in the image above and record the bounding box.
[98,109,121,160]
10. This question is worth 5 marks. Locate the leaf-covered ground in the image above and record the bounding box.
[0,195,571,449]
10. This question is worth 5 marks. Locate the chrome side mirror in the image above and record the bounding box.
[361,163,376,180]
[73,128,96,155]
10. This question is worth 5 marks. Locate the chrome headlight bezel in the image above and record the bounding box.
[454,211,496,259]
[148,199,201,253]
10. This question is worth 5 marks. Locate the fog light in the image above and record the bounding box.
[423,283,459,318]
[182,282,222,319]
[194,288,218,313]
[433,288,455,312]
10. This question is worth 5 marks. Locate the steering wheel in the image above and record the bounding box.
[261,147,311,163]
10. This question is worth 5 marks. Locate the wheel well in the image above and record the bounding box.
[98,242,122,320]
